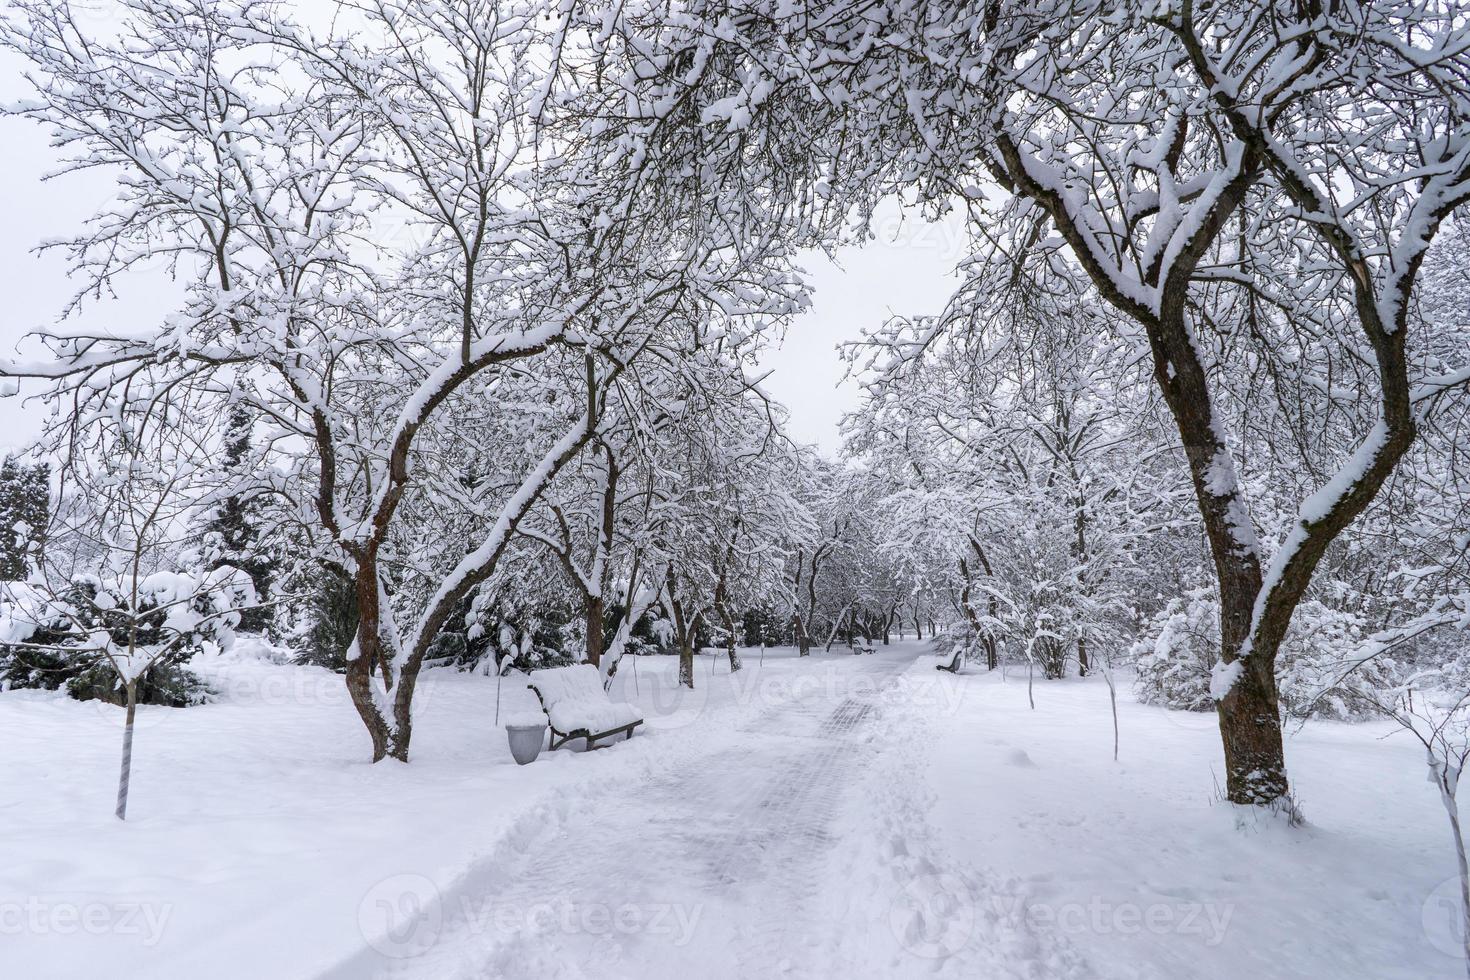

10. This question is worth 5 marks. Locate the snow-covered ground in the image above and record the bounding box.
[924,666,1460,980]
[0,639,1459,979]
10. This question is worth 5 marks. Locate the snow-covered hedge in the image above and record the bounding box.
[1131,589,1394,721]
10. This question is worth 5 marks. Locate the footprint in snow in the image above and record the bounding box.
[1007,748,1038,768]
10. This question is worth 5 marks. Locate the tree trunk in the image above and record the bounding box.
[958,555,985,664]
[717,602,742,673]
[1071,467,1091,679]
[678,641,694,688]
[585,595,605,667]
[802,546,825,655]
[347,559,396,762]
[824,607,849,652]
[965,537,1001,672]
[115,679,137,820]
[1214,639,1289,805]
[667,583,696,690]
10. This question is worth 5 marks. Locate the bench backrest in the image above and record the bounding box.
[527,663,606,706]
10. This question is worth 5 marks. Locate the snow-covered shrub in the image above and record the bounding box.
[1131,589,1392,720]
[740,606,785,647]
[434,590,581,674]
[1131,588,1220,712]
[0,568,252,706]
[1277,601,1394,721]
[1033,634,1068,680]
[621,634,660,657]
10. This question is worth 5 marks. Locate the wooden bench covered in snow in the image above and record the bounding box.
[936,644,964,672]
[526,664,643,750]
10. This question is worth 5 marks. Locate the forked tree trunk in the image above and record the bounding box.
[991,73,1423,808]
[794,611,811,656]
[717,602,742,673]
[347,561,398,762]
[964,537,1001,671]
[712,553,741,673]
[667,583,697,690]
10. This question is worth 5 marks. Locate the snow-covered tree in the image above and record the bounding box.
[595,0,1470,807]
[0,423,253,818]
[196,407,276,633]
[0,0,802,761]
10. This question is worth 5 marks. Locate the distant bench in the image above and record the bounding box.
[526,664,644,750]
[936,644,964,672]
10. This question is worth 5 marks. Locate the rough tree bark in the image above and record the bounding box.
[666,573,698,690]
[585,594,606,668]
[348,557,397,761]
[718,601,742,672]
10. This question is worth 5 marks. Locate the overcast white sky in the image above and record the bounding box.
[754,209,968,454]
[0,47,967,457]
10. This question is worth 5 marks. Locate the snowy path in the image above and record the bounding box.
[322,647,1087,980]
[5,641,1455,978]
